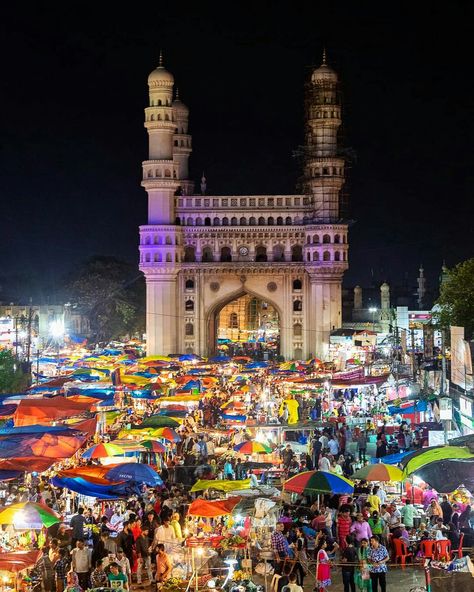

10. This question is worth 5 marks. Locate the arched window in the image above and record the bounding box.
[258,217,265,225]
[277,216,283,225]
[165,236,172,245]
[184,246,196,262]
[185,323,194,336]
[291,244,303,261]
[273,244,285,262]
[145,253,151,262]
[323,251,330,261]
[165,169,171,178]
[240,217,247,225]
[229,312,239,329]
[157,114,162,121]
[313,235,319,244]
[150,114,155,121]
[323,234,331,243]
[145,236,151,245]
[255,245,267,262]
[147,170,153,178]
[285,216,292,225]
[294,348,303,360]
[293,299,302,312]
[220,246,232,262]
[306,236,311,244]
[213,217,220,226]
[154,253,161,262]
[165,114,170,121]
[293,279,302,290]
[222,217,229,226]
[186,217,193,226]
[204,217,211,226]
[158,99,162,106]
[268,216,275,225]
[335,251,341,261]
[202,246,213,262]
[185,279,195,290]
[185,299,194,312]
[307,253,310,261]
[313,251,319,261]
[334,234,341,243]
[195,217,203,226]
[231,217,238,226]
[166,253,171,262]
[249,216,256,225]
[293,323,302,337]
[174,140,178,146]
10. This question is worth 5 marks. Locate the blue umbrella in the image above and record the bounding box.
[105,463,163,486]
[209,355,230,363]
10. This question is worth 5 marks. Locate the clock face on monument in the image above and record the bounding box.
[239,246,249,256]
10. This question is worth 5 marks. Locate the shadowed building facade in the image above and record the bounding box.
[139,53,349,359]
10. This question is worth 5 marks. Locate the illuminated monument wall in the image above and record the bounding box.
[139,54,349,359]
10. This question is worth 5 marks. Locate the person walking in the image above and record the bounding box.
[135,526,153,584]
[367,535,389,592]
[315,538,332,592]
[70,540,91,591]
[341,535,357,592]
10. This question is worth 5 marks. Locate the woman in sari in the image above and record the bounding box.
[354,538,371,592]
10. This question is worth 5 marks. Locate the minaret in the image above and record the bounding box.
[142,52,179,223]
[139,54,185,355]
[303,51,349,358]
[172,88,193,195]
[417,265,426,309]
[303,50,345,221]
[354,285,362,309]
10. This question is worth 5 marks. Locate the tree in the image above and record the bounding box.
[435,258,474,339]
[0,350,30,394]
[66,256,145,342]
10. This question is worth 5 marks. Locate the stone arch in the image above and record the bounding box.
[222,217,229,226]
[334,234,341,243]
[185,322,194,336]
[195,217,203,226]
[213,217,220,226]
[220,246,232,262]
[313,235,319,244]
[323,234,331,243]
[293,323,302,337]
[268,216,275,225]
[291,244,303,261]
[285,216,292,225]
[277,216,283,225]
[202,246,214,262]
[255,245,267,262]
[249,216,256,225]
[258,216,265,225]
[273,244,285,262]
[185,279,195,290]
[231,217,238,226]
[312,251,319,261]
[204,217,211,226]
[185,299,194,312]
[184,245,196,262]
[206,287,283,356]
[323,250,330,261]
[335,251,341,261]
[186,217,194,226]
[240,217,247,225]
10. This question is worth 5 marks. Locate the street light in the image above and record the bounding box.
[49,319,65,371]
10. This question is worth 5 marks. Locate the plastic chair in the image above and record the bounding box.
[393,538,413,568]
[435,539,451,561]
[419,539,436,559]
[453,533,464,559]
[270,574,281,592]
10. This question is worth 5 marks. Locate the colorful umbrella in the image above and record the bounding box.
[140,440,166,454]
[284,470,354,494]
[234,441,272,454]
[0,502,60,529]
[152,427,181,442]
[105,463,163,486]
[82,442,125,459]
[352,463,404,482]
[139,415,180,428]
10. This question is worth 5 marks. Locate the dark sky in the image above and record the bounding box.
[1,2,473,302]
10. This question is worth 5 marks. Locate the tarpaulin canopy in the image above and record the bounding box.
[13,398,94,426]
[388,401,428,415]
[0,457,56,472]
[401,445,474,477]
[190,479,251,493]
[188,497,241,517]
[0,550,42,572]
[0,433,85,459]
[50,476,124,499]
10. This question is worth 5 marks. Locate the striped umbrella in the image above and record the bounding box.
[152,427,181,442]
[0,502,60,529]
[234,441,272,454]
[82,442,125,459]
[284,470,354,494]
[352,463,404,482]
[140,440,166,454]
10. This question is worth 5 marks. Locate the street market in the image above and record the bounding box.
[0,343,471,592]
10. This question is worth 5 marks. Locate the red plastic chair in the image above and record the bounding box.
[435,539,451,561]
[454,533,464,559]
[393,538,413,568]
[419,540,436,559]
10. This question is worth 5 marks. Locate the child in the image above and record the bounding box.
[315,539,331,592]
[284,572,303,592]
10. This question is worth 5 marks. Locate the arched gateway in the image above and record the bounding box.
[139,53,349,359]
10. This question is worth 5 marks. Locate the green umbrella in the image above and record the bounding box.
[401,445,474,477]
[135,415,180,428]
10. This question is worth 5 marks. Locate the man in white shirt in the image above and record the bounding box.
[376,486,387,505]
[71,540,91,590]
[115,549,132,584]
[319,434,329,451]
[318,454,331,472]
[151,517,177,554]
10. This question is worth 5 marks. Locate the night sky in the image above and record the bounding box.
[1,2,473,303]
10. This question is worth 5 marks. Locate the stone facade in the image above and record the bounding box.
[139,54,349,359]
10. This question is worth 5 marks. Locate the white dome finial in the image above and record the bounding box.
[322,47,327,65]
[159,50,163,67]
